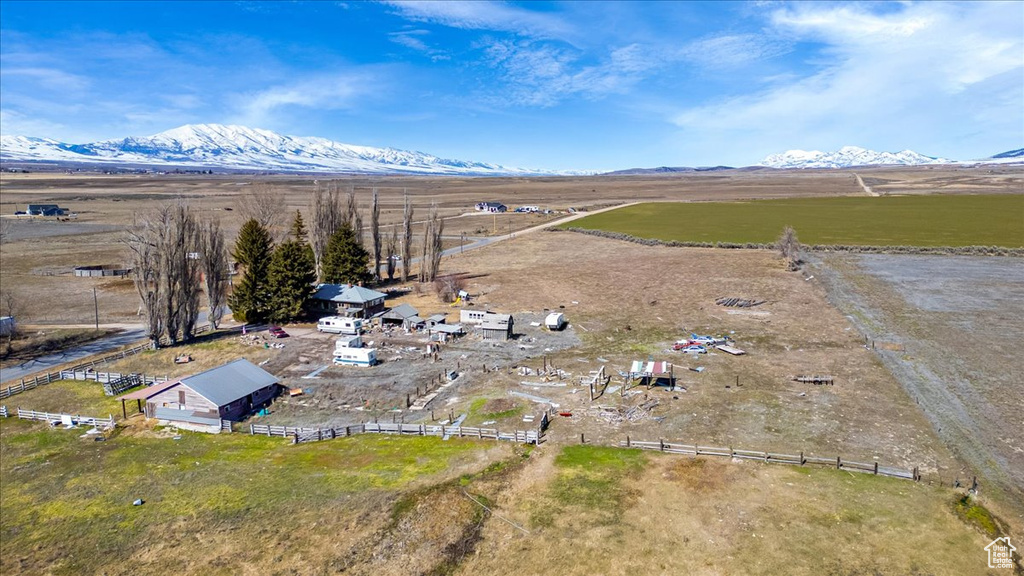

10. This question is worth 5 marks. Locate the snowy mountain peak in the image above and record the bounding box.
[760,146,950,169]
[0,124,568,175]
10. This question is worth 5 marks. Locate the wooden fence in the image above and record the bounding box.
[14,408,115,429]
[619,438,919,481]
[0,405,7,418]
[0,322,244,400]
[250,421,541,445]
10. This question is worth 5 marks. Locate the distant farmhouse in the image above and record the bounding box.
[475,201,507,213]
[118,359,281,433]
[26,204,66,216]
[309,283,387,318]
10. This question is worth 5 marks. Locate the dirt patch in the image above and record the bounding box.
[811,252,1024,532]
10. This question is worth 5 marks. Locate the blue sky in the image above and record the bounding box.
[0,1,1021,171]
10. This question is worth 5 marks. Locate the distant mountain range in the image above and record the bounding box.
[0,124,572,176]
[757,146,951,169]
[0,124,1019,174]
[601,166,734,176]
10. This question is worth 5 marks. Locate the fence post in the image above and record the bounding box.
[836,456,841,470]
[250,424,254,434]
[873,462,878,475]
[660,438,665,452]
[800,451,805,465]
[913,467,919,481]
[626,435,630,448]
[580,433,585,444]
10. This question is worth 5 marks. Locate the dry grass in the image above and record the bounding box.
[102,334,278,380]
[460,445,1001,576]
[437,231,956,475]
[0,327,120,368]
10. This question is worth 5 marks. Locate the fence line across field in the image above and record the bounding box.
[619,438,919,481]
[250,421,541,445]
[10,407,115,429]
[0,323,243,400]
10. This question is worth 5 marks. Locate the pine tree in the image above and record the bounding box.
[321,223,371,285]
[266,212,316,322]
[229,218,274,323]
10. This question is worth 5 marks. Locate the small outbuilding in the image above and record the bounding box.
[545,312,567,331]
[381,303,423,330]
[119,358,281,433]
[480,313,514,341]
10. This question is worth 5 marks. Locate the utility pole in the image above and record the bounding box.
[93,287,99,330]
[460,232,465,254]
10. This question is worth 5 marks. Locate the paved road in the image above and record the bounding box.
[1,205,632,384]
[0,327,148,383]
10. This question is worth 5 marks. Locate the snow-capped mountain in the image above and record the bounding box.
[991,148,1024,159]
[759,146,951,169]
[0,124,565,175]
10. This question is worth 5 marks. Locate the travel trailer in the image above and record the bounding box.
[317,316,363,335]
[545,312,567,331]
[332,347,377,367]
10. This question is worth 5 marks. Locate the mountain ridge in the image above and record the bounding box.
[0,124,577,176]
[758,146,951,169]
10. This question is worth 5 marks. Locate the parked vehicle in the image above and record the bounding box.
[268,326,289,338]
[689,333,726,345]
[317,316,363,335]
[675,344,707,354]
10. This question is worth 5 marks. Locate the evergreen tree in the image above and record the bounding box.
[321,223,371,285]
[229,218,274,323]
[267,212,316,322]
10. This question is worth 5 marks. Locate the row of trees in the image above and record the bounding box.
[125,184,447,345]
[124,203,228,348]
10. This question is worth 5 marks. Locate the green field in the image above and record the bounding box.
[562,195,1024,247]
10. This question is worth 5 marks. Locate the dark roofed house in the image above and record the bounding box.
[309,283,387,318]
[119,359,281,433]
[474,201,507,213]
[27,204,65,216]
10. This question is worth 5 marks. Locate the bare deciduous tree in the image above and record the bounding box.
[310,181,344,281]
[344,187,363,247]
[776,226,801,271]
[418,203,444,283]
[123,203,203,348]
[0,290,21,355]
[385,225,398,282]
[238,182,286,238]
[200,218,229,329]
[401,192,413,282]
[433,273,466,303]
[370,188,381,282]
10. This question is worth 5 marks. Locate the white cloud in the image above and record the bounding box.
[389,29,450,61]
[0,67,91,92]
[229,73,381,126]
[384,1,574,40]
[670,2,1024,163]
[479,40,662,107]
[678,34,792,68]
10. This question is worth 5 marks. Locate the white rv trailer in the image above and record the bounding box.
[332,347,377,367]
[544,312,567,331]
[318,316,363,335]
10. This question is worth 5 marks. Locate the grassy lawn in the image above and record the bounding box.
[561,195,1024,247]
[1,378,135,417]
[0,418,508,575]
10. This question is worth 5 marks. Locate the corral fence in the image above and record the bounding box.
[0,323,247,400]
[250,421,542,445]
[12,407,115,429]
[619,437,919,481]
[59,370,166,394]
